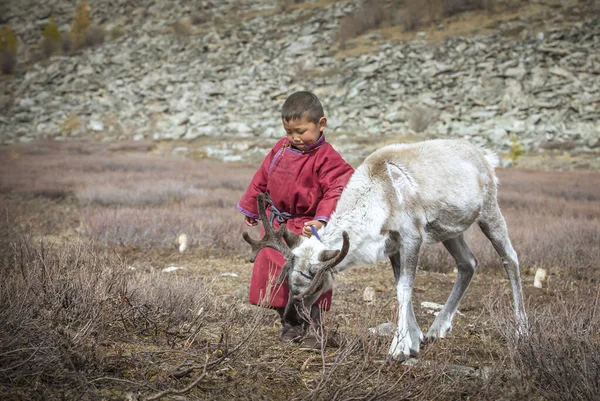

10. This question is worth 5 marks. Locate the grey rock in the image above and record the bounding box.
[89,120,104,131]
[0,1,596,165]
[226,122,253,136]
[171,112,190,126]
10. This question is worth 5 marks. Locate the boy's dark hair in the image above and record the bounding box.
[281,91,324,124]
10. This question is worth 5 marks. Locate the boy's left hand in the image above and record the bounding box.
[303,220,325,237]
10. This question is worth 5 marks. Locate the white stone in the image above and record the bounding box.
[533,268,547,288]
[162,266,186,273]
[363,286,376,302]
[368,322,396,336]
[89,120,104,131]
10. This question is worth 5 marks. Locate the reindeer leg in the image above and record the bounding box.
[478,203,528,334]
[426,233,476,341]
[388,237,423,360]
[390,252,422,349]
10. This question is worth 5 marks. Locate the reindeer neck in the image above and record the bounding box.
[321,167,390,268]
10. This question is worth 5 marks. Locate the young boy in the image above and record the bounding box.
[237,91,354,351]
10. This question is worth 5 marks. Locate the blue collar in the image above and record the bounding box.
[298,270,315,280]
[310,225,322,242]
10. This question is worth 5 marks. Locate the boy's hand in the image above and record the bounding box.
[303,220,325,237]
[245,216,258,227]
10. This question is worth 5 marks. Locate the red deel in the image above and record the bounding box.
[238,136,354,309]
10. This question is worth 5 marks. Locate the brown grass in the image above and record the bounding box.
[0,140,599,399]
[0,236,271,399]
[338,0,387,45]
[486,284,600,400]
[338,0,529,46]
[419,168,600,283]
[0,141,255,254]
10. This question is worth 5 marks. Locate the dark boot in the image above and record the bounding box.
[276,307,304,342]
[299,305,325,352]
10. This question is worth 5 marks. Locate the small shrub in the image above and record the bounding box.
[278,0,305,11]
[61,34,72,54]
[338,0,386,44]
[60,115,81,136]
[503,134,525,165]
[41,16,61,58]
[70,0,91,50]
[409,105,438,133]
[487,288,600,400]
[173,18,192,41]
[190,12,207,25]
[83,24,105,47]
[0,24,18,74]
[402,0,496,31]
[110,26,125,40]
[0,93,14,114]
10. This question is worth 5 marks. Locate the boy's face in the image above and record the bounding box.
[283,116,326,152]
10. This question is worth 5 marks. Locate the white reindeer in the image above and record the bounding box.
[244,139,528,360]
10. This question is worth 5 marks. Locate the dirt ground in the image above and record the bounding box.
[2,139,598,399]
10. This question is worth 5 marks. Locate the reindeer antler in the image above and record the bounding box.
[242,193,297,263]
[293,231,350,302]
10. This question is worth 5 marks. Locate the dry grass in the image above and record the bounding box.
[0,140,599,399]
[419,168,600,283]
[0,140,253,254]
[0,236,270,399]
[338,0,530,45]
[486,285,600,400]
[338,0,387,45]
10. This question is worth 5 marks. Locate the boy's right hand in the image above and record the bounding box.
[244,216,258,227]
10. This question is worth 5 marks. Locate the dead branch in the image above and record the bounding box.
[144,354,209,401]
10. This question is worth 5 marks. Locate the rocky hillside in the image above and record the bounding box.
[1,0,599,166]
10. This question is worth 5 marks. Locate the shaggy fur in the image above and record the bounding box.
[289,139,527,360]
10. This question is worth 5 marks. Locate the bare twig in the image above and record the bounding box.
[144,354,209,401]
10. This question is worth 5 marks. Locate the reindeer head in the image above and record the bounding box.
[242,193,350,311]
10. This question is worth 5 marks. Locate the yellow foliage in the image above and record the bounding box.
[509,135,525,160]
[503,134,526,166]
[71,1,91,49]
[60,115,81,136]
[43,16,61,43]
[0,25,18,54]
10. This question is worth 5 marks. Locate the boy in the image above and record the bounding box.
[237,91,354,351]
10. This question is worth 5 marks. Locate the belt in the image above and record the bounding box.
[264,193,307,227]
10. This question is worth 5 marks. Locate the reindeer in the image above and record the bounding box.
[243,139,528,360]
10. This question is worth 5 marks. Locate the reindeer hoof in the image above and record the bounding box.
[384,354,407,365]
[422,336,437,345]
[384,353,418,366]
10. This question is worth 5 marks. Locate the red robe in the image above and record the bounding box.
[237,135,354,309]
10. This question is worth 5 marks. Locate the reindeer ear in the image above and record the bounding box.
[276,258,294,285]
[387,162,414,193]
[318,249,340,262]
